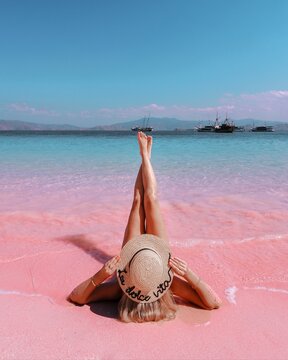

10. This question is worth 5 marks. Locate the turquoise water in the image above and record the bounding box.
[1,131,288,204]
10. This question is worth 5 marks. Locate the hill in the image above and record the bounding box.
[91,117,199,131]
[0,119,80,131]
[0,118,288,131]
[91,117,288,131]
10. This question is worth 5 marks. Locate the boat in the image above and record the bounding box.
[131,116,153,132]
[214,115,234,133]
[131,126,153,132]
[196,115,235,133]
[251,126,274,132]
[233,125,245,132]
[196,122,215,132]
[231,120,245,132]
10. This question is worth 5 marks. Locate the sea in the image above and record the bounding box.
[1,130,288,246]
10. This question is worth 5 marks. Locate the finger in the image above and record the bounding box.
[170,259,181,267]
[174,257,183,261]
[169,262,182,273]
[108,255,119,265]
[109,257,120,269]
[174,257,186,265]
[110,256,119,265]
[111,259,120,268]
[169,261,177,269]
[169,259,178,268]
[170,264,178,273]
[111,262,118,269]
[170,261,182,269]
[174,259,186,267]
[179,263,186,269]
[109,259,117,268]
[171,257,182,265]
[170,258,179,264]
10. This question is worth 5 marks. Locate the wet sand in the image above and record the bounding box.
[1,202,287,360]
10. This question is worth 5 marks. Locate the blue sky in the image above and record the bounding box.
[0,0,288,126]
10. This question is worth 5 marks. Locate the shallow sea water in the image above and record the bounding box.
[0,130,288,247]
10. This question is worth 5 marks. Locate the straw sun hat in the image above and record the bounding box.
[116,234,173,303]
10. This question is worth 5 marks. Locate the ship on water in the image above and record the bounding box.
[196,121,215,132]
[131,116,153,132]
[232,124,245,132]
[250,125,274,132]
[214,114,234,133]
[197,114,235,133]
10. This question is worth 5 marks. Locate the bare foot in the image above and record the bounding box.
[137,131,148,158]
[147,135,153,159]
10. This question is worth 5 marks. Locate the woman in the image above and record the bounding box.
[68,132,222,322]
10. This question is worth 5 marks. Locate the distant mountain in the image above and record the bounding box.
[0,117,200,131]
[229,119,288,131]
[91,117,199,131]
[1,118,288,131]
[0,119,80,131]
[91,117,288,131]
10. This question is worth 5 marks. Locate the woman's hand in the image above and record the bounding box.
[101,255,120,277]
[169,256,188,277]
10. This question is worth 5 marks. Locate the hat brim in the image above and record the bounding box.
[117,234,173,303]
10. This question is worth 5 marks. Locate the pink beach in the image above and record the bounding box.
[1,192,288,359]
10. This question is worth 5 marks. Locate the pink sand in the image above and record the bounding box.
[1,196,288,360]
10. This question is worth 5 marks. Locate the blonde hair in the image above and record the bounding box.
[118,290,177,323]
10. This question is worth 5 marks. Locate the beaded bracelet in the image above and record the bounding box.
[91,277,97,287]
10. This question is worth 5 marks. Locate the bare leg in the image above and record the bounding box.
[137,132,168,240]
[121,166,145,248]
[121,135,153,248]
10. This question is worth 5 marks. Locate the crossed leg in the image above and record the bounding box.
[121,163,145,248]
[121,132,168,249]
[138,132,168,241]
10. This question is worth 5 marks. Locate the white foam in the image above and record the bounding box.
[0,248,76,264]
[171,233,288,248]
[243,286,288,295]
[0,289,56,304]
[194,321,211,327]
[238,233,288,243]
[225,286,238,304]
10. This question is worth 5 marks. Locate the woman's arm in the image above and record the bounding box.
[170,257,222,310]
[68,255,120,305]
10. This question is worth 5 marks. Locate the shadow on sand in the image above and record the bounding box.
[57,234,112,264]
[89,301,119,319]
[59,234,119,319]
[174,297,211,324]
